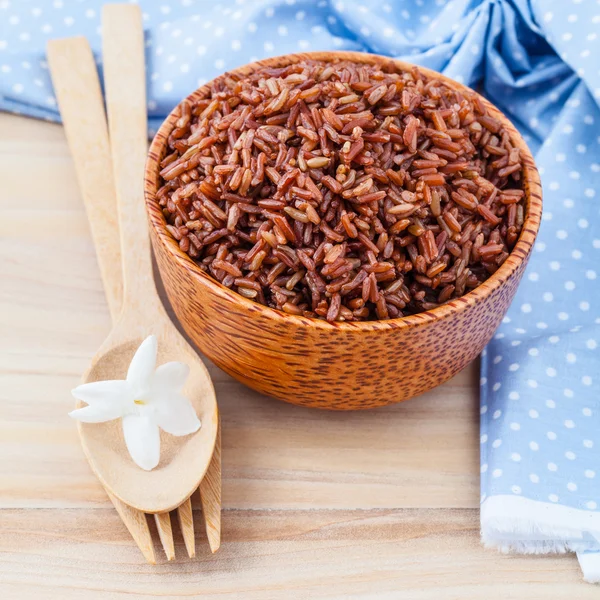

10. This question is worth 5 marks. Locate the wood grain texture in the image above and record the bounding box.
[0,508,592,600]
[0,114,583,596]
[154,512,175,561]
[176,498,196,558]
[107,490,155,565]
[46,36,123,322]
[200,417,222,553]
[102,4,153,309]
[144,51,543,410]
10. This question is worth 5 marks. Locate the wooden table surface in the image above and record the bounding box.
[0,114,591,599]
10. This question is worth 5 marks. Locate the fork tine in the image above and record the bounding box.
[177,498,196,558]
[199,417,222,553]
[107,491,156,564]
[154,512,175,560]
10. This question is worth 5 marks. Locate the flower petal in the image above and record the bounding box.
[153,361,190,392]
[126,335,158,397]
[71,380,130,405]
[122,414,160,471]
[69,403,124,423]
[153,393,201,436]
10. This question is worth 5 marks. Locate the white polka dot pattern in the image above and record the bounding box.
[480,65,599,519]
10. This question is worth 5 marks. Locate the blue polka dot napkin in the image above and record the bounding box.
[1,0,598,582]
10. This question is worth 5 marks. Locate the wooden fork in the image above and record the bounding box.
[47,22,221,563]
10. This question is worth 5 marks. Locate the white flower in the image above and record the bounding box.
[70,335,201,471]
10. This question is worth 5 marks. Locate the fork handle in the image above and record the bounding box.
[102,4,156,314]
[200,417,222,553]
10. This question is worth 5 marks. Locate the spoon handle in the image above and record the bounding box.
[47,37,123,321]
[102,4,155,312]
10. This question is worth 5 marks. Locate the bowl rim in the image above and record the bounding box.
[144,50,542,333]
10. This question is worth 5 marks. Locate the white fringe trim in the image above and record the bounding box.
[481,496,600,583]
[578,552,600,584]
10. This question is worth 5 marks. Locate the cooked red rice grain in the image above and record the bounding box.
[158,59,524,321]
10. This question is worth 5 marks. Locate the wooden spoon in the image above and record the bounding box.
[71,4,217,514]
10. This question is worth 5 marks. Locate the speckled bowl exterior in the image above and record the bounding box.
[144,51,542,410]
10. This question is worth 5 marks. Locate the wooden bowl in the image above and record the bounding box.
[144,51,542,410]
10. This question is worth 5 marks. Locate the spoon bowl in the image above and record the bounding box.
[78,310,218,513]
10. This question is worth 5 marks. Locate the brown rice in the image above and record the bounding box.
[155,59,525,322]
